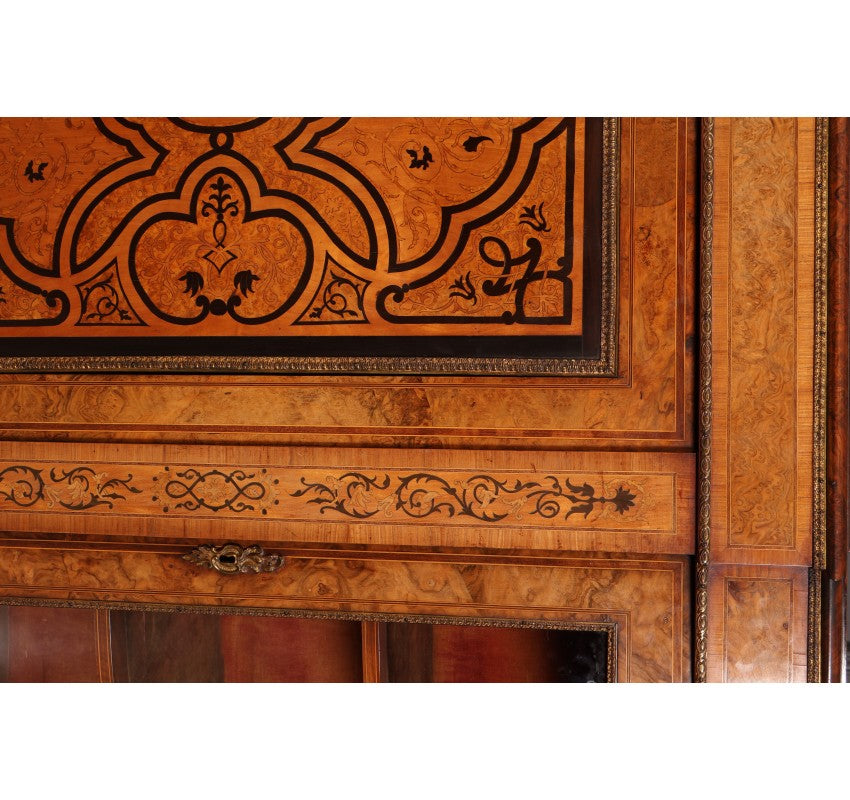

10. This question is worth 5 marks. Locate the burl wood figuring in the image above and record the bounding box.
[0,118,615,375]
[0,117,836,682]
[701,118,828,682]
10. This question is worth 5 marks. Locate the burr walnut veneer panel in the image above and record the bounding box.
[706,564,809,682]
[0,118,695,452]
[0,544,690,682]
[709,118,816,566]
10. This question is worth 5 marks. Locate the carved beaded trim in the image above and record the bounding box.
[695,117,714,683]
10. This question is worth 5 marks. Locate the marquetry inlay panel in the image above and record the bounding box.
[0,117,617,376]
[0,442,694,555]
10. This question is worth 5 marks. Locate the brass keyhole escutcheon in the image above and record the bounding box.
[183,544,284,574]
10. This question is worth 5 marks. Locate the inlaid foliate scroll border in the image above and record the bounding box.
[0,119,619,377]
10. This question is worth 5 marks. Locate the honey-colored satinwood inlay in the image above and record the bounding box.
[0,461,656,527]
[0,442,694,555]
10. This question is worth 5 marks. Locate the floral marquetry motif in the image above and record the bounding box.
[0,117,617,375]
[152,467,279,515]
[0,465,141,510]
[0,455,690,556]
[290,472,637,523]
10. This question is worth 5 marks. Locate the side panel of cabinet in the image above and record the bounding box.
[704,117,822,682]
[710,117,816,567]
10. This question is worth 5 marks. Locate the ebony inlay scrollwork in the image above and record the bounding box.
[159,468,269,513]
[518,202,550,233]
[76,261,141,325]
[0,464,140,510]
[291,472,392,519]
[24,160,47,183]
[462,135,493,152]
[0,465,44,507]
[290,472,636,523]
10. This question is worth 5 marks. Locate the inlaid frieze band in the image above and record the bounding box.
[0,460,678,534]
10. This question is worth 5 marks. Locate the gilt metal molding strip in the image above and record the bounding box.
[808,117,829,681]
[813,117,828,574]
[695,117,714,683]
[807,567,823,682]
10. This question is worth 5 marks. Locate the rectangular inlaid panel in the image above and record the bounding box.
[0,118,695,451]
[707,564,808,682]
[0,117,615,376]
[0,546,690,682]
[0,441,695,555]
[710,117,815,565]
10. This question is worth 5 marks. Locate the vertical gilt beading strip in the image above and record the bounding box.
[695,118,715,683]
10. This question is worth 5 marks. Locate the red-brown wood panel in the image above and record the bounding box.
[0,605,103,682]
[218,615,362,682]
[110,610,363,682]
[386,623,608,682]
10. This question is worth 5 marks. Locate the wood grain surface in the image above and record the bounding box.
[827,118,849,579]
[0,441,695,555]
[0,605,106,681]
[823,118,849,681]
[387,623,608,682]
[709,118,816,566]
[0,118,695,452]
[707,564,809,682]
[0,545,690,682]
[0,118,593,348]
[360,620,388,682]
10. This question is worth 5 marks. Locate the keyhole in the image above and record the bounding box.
[219,554,237,565]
